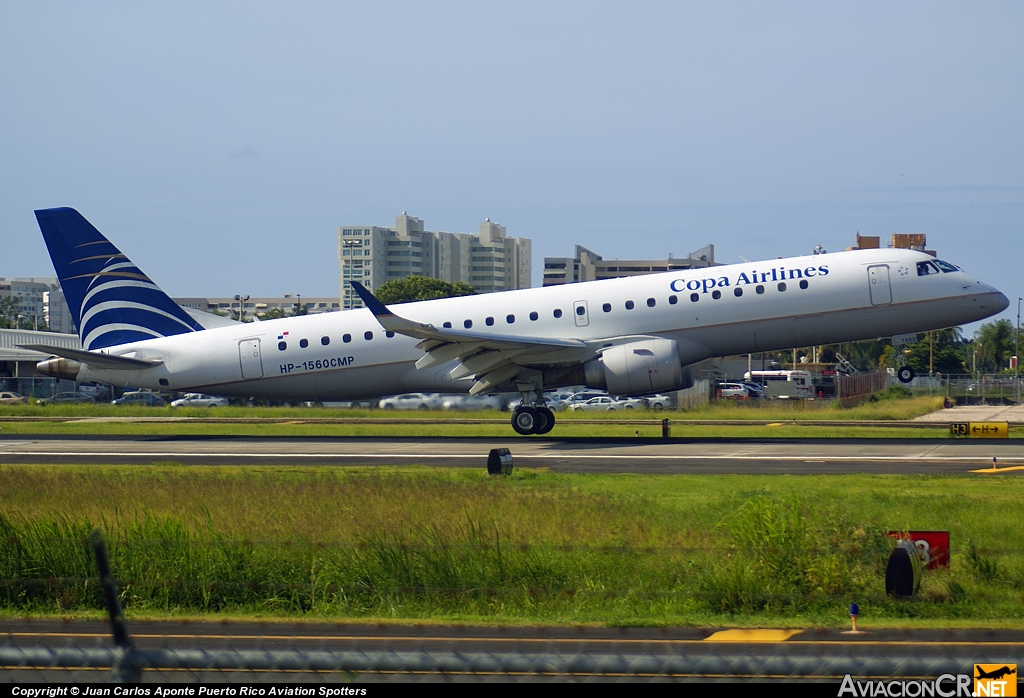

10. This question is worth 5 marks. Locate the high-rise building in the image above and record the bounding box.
[542,244,717,286]
[0,277,74,332]
[338,213,532,309]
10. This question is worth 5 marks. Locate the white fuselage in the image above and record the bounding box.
[76,249,1007,399]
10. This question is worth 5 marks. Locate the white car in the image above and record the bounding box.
[378,393,443,410]
[641,393,672,409]
[569,395,642,411]
[441,394,504,411]
[170,393,229,408]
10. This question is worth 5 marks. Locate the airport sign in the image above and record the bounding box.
[949,422,1009,438]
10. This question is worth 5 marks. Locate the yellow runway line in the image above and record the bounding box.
[703,629,802,642]
[970,465,1024,474]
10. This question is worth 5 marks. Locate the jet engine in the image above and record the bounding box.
[583,338,688,395]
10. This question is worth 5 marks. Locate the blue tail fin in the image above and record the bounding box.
[34,207,204,350]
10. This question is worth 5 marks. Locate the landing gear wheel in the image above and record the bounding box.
[512,406,539,435]
[535,406,555,435]
[897,366,915,383]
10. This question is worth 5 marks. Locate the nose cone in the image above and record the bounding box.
[993,291,1010,314]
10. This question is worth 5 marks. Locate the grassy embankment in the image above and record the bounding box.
[1,396,1001,438]
[2,465,1022,627]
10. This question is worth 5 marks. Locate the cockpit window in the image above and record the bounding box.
[934,259,961,273]
[917,261,939,276]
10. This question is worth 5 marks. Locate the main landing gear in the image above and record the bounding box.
[511,404,555,435]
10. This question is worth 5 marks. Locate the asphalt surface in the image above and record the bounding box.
[2,619,1021,683]
[0,434,1022,474]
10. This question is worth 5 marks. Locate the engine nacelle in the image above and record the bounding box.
[584,338,686,395]
[36,357,82,381]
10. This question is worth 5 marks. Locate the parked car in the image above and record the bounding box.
[569,395,642,411]
[641,393,672,409]
[0,391,28,405]
[441,394,504,411]
[170,393,229,408]
[38,391,96,406]
[378,393,443,410]
[741,382,767,398]
[320,400,379,409]
[718,382,754,398]
[112,391,167,407]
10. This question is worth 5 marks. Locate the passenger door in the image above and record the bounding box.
[868,265,892,305]
[238,339,264,379]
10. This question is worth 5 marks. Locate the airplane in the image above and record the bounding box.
[976,666,1016,681]
[25,207,1009,435]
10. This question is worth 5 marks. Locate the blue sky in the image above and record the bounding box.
[2,2,1021,328]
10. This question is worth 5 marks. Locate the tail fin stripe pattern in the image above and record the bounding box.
[34,207,205,350]
[83,324,162,351]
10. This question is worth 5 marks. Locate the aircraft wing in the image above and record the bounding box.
[350,281,593,394]
[18,344,163,370]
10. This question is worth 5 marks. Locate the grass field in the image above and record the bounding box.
[1,396,1007,438]
[2,464,1022,628]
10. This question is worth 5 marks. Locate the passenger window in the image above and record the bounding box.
[625,300,634,310]
[386,330,395,338]
[576,306,585,316]
[530,311,538,321]
[734,288,743,297]
[712,290,721,299]
[799,280,808,290]
[299,338,309,348]
[690,293,699,302]
[668,295,677,304]
[321,336,330,346]
[506,314,515,323]
[464,319,473,329]
[364,331,373,340]
[646,298,656,307]
[343,333,351,343]
[443,321,452,328]
[778,282,787,292]
[553,308,563,318]
[756,285,765,294]
[485,316,494,326]
[602,303,611,312]
[278,341,287,351]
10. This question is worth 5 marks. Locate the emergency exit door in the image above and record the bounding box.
[573,300,590,327]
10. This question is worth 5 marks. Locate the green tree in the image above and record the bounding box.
[974,319,1015,372]
[257,308,287,320]
[375,276,477,304]
[905,328,966,375]
[0,296,20,328]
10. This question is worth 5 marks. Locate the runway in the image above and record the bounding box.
[3,619,1021,682]
[1,434,1022,474]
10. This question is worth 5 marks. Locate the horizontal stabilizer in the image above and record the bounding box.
[18,344,162,370]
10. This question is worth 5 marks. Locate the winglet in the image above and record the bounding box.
[349,281,394,318]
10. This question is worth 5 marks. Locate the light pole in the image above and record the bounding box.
[233,295,249,323]
[1016,297,1021,404]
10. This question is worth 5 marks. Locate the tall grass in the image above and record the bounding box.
[2,466,1022,625]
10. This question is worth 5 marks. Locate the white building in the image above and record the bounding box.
[339,213,531,309]
[0,277,75,333]
[543,245,717,286]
